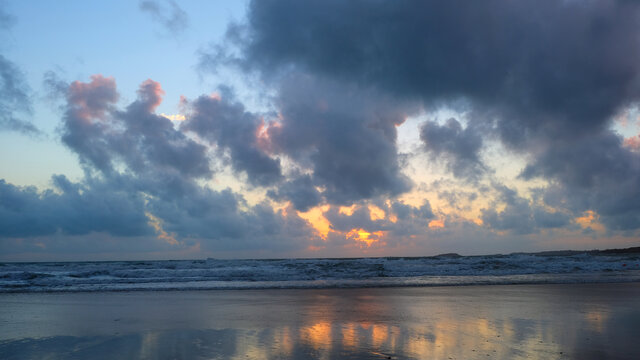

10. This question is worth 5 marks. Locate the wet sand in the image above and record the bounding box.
[1,283,639,359]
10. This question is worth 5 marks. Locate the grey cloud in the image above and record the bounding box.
[438,190,478,211]
[481,185,571,234]
[321,200,435,241]
[0,55,40,136]
[61,76,211,179]
[229,0,640,142]
[139,0,188,34]
[267,174,322,212]
[324,205,378,233]
[391,201,434,222]
[208,0,640,230]
[181,93,282,186]
[420,118,485,180]
[267,73,413,205]
[42,70,69,102]
[523,131,640,230]
[0,176,151,238]
[1,75,319,255]
[0,3,14,30]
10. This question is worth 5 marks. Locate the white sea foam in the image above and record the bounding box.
[1,253,639,292]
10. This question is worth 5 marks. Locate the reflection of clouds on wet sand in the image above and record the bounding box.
[1,284,639,359]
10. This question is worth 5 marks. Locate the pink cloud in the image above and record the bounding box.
[623,135,640,151]
[67,75,118,121]
[137,79,165,112]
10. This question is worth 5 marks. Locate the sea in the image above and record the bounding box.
[1,252,639,293]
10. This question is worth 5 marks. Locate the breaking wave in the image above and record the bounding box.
[1,252,639,292]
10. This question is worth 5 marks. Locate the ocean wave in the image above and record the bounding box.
[1,253,639,293]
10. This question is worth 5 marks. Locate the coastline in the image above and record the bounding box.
[2,282,639,359]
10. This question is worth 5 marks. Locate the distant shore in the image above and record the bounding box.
[434,245,640,258]
[2,282,639,359]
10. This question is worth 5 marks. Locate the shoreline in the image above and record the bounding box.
[3,270,640,294]
[2,282,639,359]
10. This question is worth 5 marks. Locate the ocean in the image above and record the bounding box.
[2,251,639,293]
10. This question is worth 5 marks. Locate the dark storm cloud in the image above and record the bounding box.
[266,73,413,205]
[420,118,485,180]
[139,0,188,34]
[181,93,283,186]
[229,0,640,141]
[0,55,40,136]
[203,0,640,230]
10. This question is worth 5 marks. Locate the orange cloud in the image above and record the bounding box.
[575,210,605,232]
[428,219,445,228]
[369,205,385,221]
[298,205,331,239]
[145,211,178,245]
[339,204,357,216]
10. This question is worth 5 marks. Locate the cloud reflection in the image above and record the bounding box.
[1,286,638,359]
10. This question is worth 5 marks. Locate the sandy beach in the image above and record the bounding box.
[1,282,639,359]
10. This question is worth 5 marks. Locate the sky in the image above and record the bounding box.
[1,0,640,261]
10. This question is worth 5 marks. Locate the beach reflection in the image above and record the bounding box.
[2,285,639,359]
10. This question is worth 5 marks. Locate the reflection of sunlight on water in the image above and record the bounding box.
[371,324,388,347]
[300,321,332,359]
[341,323,358,349]
[139,332,159,358]
[205,289,625,359]
[272,326,293,357]
[228,314,572,359]
[583,307,608,333]
[233,333,268,360]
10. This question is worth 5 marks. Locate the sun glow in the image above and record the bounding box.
[346,228,384,247]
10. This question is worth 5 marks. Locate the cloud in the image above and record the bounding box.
[265,73,414,205]
[0,4,40,136]
[0,2,15,31]
[0,55,40,136]
[522,131,640,230]
[139,0,189,34]
[481,184,571,235]
[420,118,486,180]
[203,0,640,231]
[267,173,322,212]
[0,176,151,238]
[61,75,211,178]
[42,70,69,101]
[228,0,640,139]
[181,92,283,186]
[1,75,320,257]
